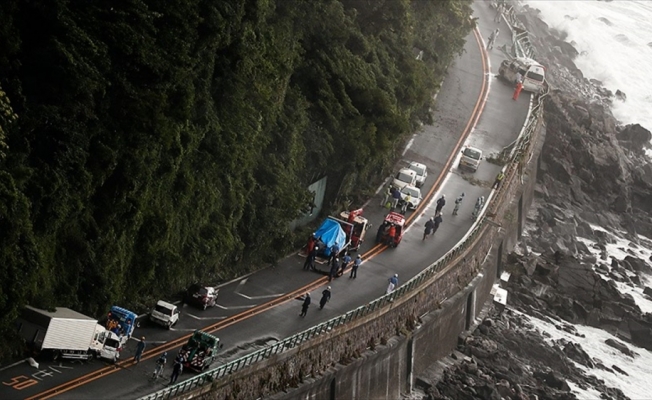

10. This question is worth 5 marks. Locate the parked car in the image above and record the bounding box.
[458,146,483,172]
[392,168,417,190]
[399,185,422,210]
[185,285,218,310]
[408,162,428,188]
[149,300,180,329]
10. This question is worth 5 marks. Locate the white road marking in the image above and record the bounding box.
[184,313,227,321]
[168,328,197,332]
[0,359,26,371]
[233,278,283,300]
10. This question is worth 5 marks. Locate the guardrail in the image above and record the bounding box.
[138,11,548,400]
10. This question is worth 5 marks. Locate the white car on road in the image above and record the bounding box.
[408,162,428,188]
[399,185,423,210]
[392,168,417,190]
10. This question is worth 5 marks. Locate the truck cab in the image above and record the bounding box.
[150,300,180,329]
[177,330,223,372]
[90,326,123,363]
[106,306,138,340]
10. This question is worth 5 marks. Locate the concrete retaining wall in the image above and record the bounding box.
[182,112,546,400]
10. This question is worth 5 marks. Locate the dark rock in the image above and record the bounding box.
[562,341,594,368]
[482,319,493,328]
[477,324,489,335]
[534,370,571,391]
[614,89,627,101]
[628,319,652,351]
[644,286,652,298]
[612,365,629,376]
[595,264,609,274]
[624,256,652,274]
[604,338,635,357]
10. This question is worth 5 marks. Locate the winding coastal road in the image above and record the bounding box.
[0,2,532,399]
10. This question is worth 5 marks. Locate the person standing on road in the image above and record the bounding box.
[350,254,362,278]
[386,274,399,294]
[387,224,397,247]
[340,252,352,276]
[435,194,446,214]
[493,171,505,189]
[515,71,523,85]
[381,185,392,207]
[401,193,412,214]
[329,258,340,282]
[300,293,311,317]
[452,193,465,215]
[513,80,524,101]
[303,246,318,271]
[168,357,183,385]
[134,336,146,364]
[319,287,332,310]
[487,28,499,50]
[328,243,340,267]
[392,187,402,210]
[423,217,435,241]
[432,212,443,235]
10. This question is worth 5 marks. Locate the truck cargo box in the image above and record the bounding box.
[18,306,99,352]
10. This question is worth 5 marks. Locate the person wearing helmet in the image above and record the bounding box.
[386,274,399,294]
[152,351,167,379]
[319,286,332,310]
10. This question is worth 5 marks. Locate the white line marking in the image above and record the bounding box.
[169,328,197,332]
[185,313,227,321]
[236,293,283,300]
[233,277,284,300]
[0,359,26,372]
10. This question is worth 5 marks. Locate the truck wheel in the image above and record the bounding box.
[53,351,62,362]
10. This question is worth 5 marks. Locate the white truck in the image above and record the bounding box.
[17,306,123,362]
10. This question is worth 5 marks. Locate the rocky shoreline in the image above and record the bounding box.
[414,2,652,399]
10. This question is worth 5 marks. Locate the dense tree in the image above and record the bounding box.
[0,0,473,359]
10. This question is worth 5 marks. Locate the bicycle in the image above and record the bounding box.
[151,362,164,379]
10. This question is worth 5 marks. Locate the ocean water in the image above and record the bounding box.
[520,309,652,400]
[520,223,652,398]
[523,0,652,135]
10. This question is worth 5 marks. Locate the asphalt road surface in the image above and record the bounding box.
[0,2,532,399]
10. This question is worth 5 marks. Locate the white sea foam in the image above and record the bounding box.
[514,309,652,399]
[523,0,652,139]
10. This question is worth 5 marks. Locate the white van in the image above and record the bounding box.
[408,162,428,188]
[458,147,483,172]
[392,168,417,190]
[498,57,546,93]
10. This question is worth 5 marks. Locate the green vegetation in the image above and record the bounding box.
[0,0,473,359]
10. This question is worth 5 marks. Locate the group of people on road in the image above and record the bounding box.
[133,338,185,386]
[381,185,413,215]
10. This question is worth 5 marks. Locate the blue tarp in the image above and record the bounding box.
[314,218,347,257]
